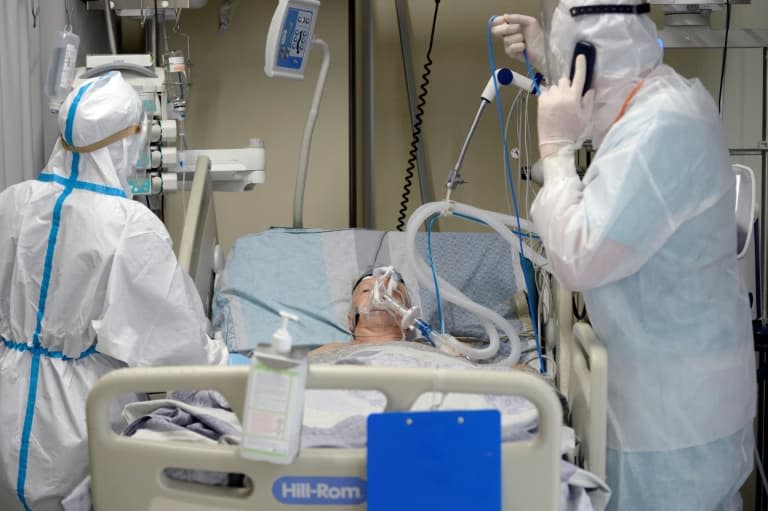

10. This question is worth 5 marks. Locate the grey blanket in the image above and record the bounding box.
[123,390,239,442]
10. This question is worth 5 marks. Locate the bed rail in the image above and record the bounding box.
[87,365,562,511]
[569,322,607,480]
[177,154,219,316]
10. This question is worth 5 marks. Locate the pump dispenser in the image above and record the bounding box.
[272,311,299,355]
[242,310,306,464]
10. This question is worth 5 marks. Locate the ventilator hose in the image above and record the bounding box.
[396,0,441,231]
[406,201,533,363]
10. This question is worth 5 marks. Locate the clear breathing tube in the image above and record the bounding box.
[369,267,451,349]
[406,201,548,363]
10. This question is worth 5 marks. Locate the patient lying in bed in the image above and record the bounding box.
[310,268,537,372]
[310,268,414,355]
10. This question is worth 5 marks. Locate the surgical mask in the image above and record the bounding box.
[350,269,409,340]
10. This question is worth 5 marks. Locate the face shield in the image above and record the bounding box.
[130,113,151,187]
[102,111,147,197]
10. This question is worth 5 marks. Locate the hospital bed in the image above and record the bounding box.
[87,156,609,509]
[87,364,563,510]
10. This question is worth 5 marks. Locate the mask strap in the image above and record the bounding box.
[60,124,141,154]
[569,3,650,17]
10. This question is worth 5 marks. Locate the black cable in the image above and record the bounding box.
[396,0,441,231]
[154,0,161,66]
[718,0,731,113]
[369,231,389,269]
[572,293,587,321]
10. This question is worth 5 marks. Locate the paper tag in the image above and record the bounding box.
[59,44,78,90]
[168,56,186,73]
[240,354,306,464]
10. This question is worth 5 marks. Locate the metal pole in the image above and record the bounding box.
[762,46,767,322]
[150,15,158,66]
[348,0,357,227]
[758,45,768,511]
[103,0,117,54]
[362,0,375,228]
[395,0,433,206]
[446,101,488,191]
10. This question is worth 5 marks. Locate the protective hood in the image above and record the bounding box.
[543,0,662,145]
[46,71,146,195]
[0,69,225,507]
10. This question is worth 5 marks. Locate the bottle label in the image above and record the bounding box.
[59,44,78,90]
[168,56,186,73]
[240,356,306,464]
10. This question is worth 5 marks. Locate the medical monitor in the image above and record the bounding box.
[265,0,320,80]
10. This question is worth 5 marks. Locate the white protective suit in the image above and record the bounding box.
[530,1,756,509]
[0,72,228,511]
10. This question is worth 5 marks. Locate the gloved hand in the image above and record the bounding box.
[537,55,595,160]
[491,14,546,71]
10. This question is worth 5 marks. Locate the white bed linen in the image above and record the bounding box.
[63,343,610,510]
[303,342,540,447]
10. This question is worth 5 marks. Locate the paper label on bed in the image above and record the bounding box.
[240,358,306,464]
[272,477,367,505]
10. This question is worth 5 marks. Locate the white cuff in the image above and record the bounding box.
[542,148,577,184]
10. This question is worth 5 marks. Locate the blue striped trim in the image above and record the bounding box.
[64,82,93,146]
[32,185,73,349]
[16,351,40,511]
[15,186,73,510]
[2,339,99,361]
[38,173,126,198]
[15,81,98,510]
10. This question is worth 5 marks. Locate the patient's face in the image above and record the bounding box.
[349,276,410,343]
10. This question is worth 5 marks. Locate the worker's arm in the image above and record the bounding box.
[531,109,729,291]
[92,208,228,366]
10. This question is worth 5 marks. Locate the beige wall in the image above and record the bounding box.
[166,1,767,251]
[366,0,767,232]
[366,1,542,232]
[165,3,764,505]
[164,0,350,254]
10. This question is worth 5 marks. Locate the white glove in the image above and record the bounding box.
[537,55,595,160]
[491,14,546,71]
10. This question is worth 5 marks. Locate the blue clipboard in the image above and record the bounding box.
[367,409,502,511]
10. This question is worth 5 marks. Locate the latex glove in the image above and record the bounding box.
[491,14,546,71]
[537,55,595,160]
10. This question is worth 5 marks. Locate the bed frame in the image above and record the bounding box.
[154,154,608,498]
[554,283,607,480]
[88,365,563,510]
[178,155,219,318]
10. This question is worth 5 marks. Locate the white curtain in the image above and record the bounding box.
[0,0,45,190]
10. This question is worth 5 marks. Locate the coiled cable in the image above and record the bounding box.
[396,0,441,231]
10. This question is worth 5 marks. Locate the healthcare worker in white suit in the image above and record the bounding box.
[494,1,755,509]
[0,72,228,511]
